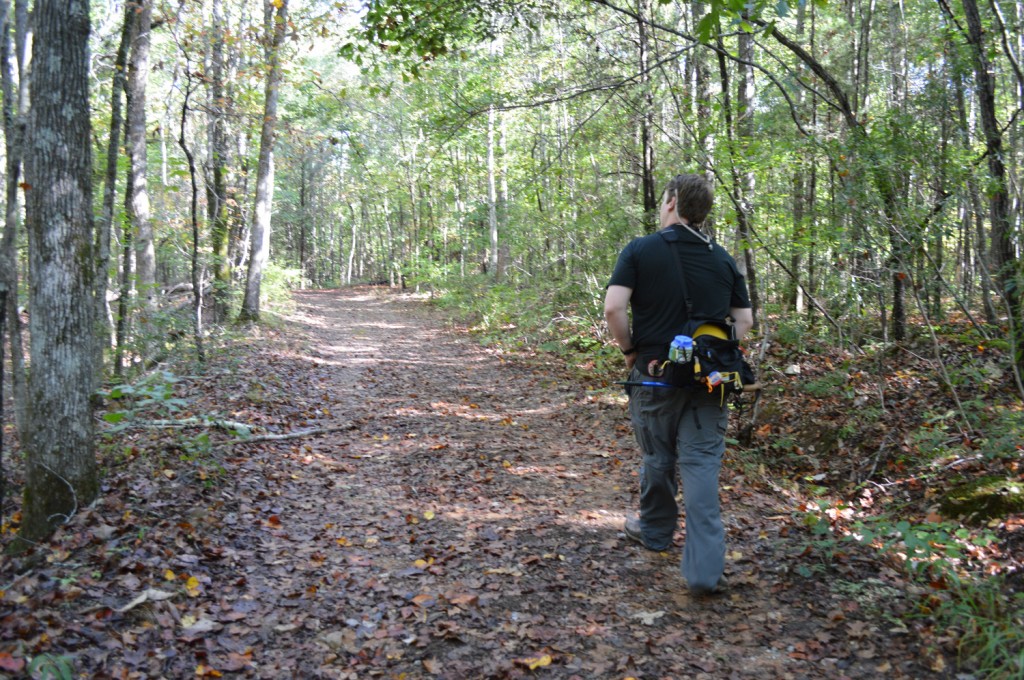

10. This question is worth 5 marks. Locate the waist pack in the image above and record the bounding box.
[645,321,755,396]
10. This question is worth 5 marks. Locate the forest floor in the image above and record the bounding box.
[1,286,957,678]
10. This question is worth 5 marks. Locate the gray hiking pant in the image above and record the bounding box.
[627,367,729,592]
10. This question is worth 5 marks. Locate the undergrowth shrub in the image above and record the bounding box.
[430,274,608,359]
[937,575,1023,679]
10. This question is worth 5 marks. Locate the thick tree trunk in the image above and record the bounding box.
[21,0,98,542]
[239,0,287,321]
[126,0,156,310]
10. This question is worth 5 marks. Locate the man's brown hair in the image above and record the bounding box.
[664,174,714,225]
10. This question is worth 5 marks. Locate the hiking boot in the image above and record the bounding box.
[690,575,730,597]
[623,517,663,551]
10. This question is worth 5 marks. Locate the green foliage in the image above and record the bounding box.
[800,370,852,397]
[975,408,1024,461]
[937,576,1024,679]
[429,273,614,374]
[256,263,306,315]
[99,370,188,432]
[27,654,74,680]
[797,489,1021,677]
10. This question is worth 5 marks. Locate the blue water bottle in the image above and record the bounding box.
[669,335,693,363]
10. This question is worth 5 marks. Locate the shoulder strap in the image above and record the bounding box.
[658,228,693,318]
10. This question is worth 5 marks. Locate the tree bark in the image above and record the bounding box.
[735,27,760,329]
[0,0,26,433]
[21,0,99,542]
[487,102,499,277]
[0,282,5,515]
[239,0,287,322]
[961,0,1015,302]
[637,0,657,231]
[207,0,232,321]
[94,1,133,384]
[126,0,156,310]
[179,75,205,363]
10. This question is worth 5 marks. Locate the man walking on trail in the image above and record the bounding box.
[604,173,753,595]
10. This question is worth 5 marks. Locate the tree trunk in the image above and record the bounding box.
[126,0,156,310]
[487,102,499,277]
[179,75,205,363]
[735,27,760,328]
[961,0,1016,307]
[94,0,132,384]
[239,0,287,322]
[208,0,232,321]
[0,282,6,515]
[0,0,27,433]
[21,0,99,542]
[637,0,657,231]
[760,20,908,339]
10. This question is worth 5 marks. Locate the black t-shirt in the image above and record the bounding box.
[607,224,751,350]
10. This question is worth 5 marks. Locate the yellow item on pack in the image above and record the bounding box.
[693,322,730,340]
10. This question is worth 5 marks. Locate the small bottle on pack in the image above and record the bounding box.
[669,335,693,363]
[706,371,723,388]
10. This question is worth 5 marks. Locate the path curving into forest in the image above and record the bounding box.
[1,286,937,678]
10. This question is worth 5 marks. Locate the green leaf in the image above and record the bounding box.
[103,412,126,424]
[696,12,719,43]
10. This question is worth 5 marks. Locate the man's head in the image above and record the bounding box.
[661,174,714,227]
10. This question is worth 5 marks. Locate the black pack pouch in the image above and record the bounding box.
[693,334,753,395]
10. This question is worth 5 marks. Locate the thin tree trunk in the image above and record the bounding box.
[637,0,657,231]
[94,0,132,385]
[208,0,231,321]
[760,19,908,339]
[0,0,26,433]
[179,74,205,363]
[961,0,1015,302]
[21,0,98,543]
[735,27,760,329]
[126,0,156,310]
[487,102,499,277]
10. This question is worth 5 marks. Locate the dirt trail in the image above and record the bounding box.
[214,287,926,679]
[1,287,935,679]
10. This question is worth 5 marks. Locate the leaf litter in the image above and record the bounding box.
[0,287,944,678]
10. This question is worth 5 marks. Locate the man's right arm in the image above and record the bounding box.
[730,306,753,340]
[604,285,635,369]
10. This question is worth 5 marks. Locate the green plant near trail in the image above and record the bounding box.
[800,495,1019,678]
[938,576,1024,680]
[258,263,305,312]
[431,275,608,358]
[99,370,189,432]
[27,653,75,680]
[97,371,232,476]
